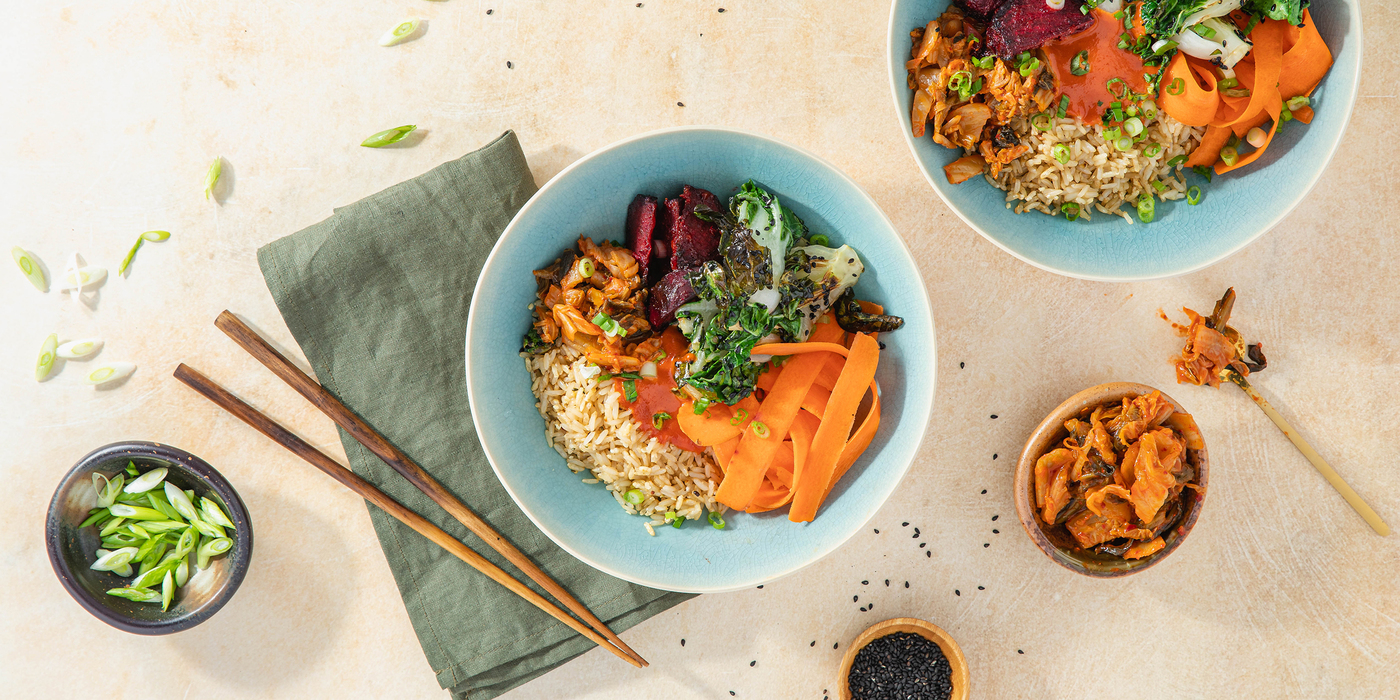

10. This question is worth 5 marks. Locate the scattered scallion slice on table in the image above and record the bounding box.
[379,18,422,46]
[11,247,48,291]
[118,231,171,276]
[57,338,103,359]
[361,125,418,148]
[204,157,222,200]
[82,362,136,386]
[35,333,58,382]
[58,265,107,290]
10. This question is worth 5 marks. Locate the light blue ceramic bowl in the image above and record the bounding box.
[886,0,1361,281]
[466,127,935,593]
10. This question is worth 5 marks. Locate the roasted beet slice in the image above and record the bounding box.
[648,267,698,328]
[625,194,657,283]
[987,0,1091,60]
[652,197,683,283]
[957,0,1006,19]
[669,186,722,270]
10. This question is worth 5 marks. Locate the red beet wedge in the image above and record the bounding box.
[625,194,658,283]
[987,0,1091,60]
[669,186,722,271]
[648,267,698,328]
[957,0,1007,19]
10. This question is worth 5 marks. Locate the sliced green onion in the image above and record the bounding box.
[1018,56,1041,77]
[109,504,168,521]
[1116,136,1134,150]
[1152,180,1166,193]
[591,312,627,338]
[1192,165,1213,182]
[624,488,645,505]
[82,362,136,386]
[123,467,167,494]
[672,515,685,528]
[361,125,418,148]
[1103,127,1121,141]
[189,515,225,539]
[1125,105,1138,117]
[138,520,189,533]
[1190,23,1216,39]
[146,491,184,522]
[91,547,138,572]
[1143,142,1163,158]
[708,511,726,530]
[100,517,127,537]
[1137,193,1156,223]
[161,570,174,611]
[1219,146,1239,167]
[107,587,161,603]
[378,17,422,46]
[200,497,235,529]
[622,379,638,402]
[730,408,750,426]
[12,247,48,291]
[1152,39,1178,55]
[1246,126,1267,148]
[204,157,222,200]
[1218,77,1239,90]
[35,333,58,382]
[576,258,595,278]
[1061,202,1081,221]
[57,265,107,291]
[125,462,140,477]
[175,557,190,587]
[971,55,995,70]
[652,412,671,430]
[808,234,830,246]
[1221,86,1251,98]
[969,77,983,94]
[134,534,161,562]
[117,231,170,276]
[197,538,232,569]
[79,508,111,529]
[1167,154,1186,167]
[98,473,125,508]
[1279,109,1293,123]
[1286,95,1310,111]
[1057,94,1070,118]
[1052,143,1071,163]
[1123,116,1143,136]
[164,482,199,521]
[751,421,771,439]
[1186,186,1203,205]
[1117,39,1129,49]
[1068,50,1091,76]
[1030,113,1053,132]
[1112,106,1125,122]
[57,338,103,360]
[1166,77,1185,96]
[693,398,711,415]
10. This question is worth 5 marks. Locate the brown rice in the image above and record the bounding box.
[525,345,723,533]
[990,112,1204,223]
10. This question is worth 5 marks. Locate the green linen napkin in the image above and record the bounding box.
[257,131,694,699]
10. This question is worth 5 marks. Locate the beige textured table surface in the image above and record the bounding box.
[3,1,1397,698]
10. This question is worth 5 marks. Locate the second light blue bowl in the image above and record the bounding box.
[466,127,935,593]
[886,0,1361,280]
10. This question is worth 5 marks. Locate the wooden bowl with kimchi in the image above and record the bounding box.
[1014,382,1207,577]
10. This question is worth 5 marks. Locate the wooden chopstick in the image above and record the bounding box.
[1226,371,1390,536]
[211,311,648,666]
[173,363,643,668]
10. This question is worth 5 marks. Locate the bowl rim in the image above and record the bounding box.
[884,0,1365,282]
[1013,382,1208,578]
[45,440,253,635]
[838,616,970,700]
[464,124,938,592]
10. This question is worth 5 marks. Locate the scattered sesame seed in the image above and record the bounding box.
[984,543,990,548]
[904,581,910,588]
[920,543,926,548]
[926,551,932,558]
[955,589,961,596]
[902,522,909,527]
[991,414,999,419]
[862,580,869,585]
[636,2,642,5]
[730,692,736,697]
[677,101,685,107]
[874,528,880,534]
[1018,650,1024,655]
[992,515,999,521]
[860,606,867,612]
[811,640,816,647]
[757,585,763,589]
[959,361,965,369]
[681,639,686,646]
[885,579,890,586]
[750,660,756,667]
[993,453,998,459]
[506,61,513,68]
[993,529,999,534]
[981,489,987,494]
[835,642,839,649]
[486,8,493,13]
[854,595,859,602]
[978,586,985,590]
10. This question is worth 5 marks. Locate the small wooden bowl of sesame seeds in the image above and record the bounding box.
[838,617,969,700]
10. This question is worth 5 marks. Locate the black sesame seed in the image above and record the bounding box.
[718,7,726,11]
[860,606,867,612]
[811,640,816,647]
[1018,650,1024,654]
[506,61,513,68]
[486,8,493,13]
[978,586,985,590]
[993,453,998,460]
[984,543,990,548]
[862,580,869,585]
[959,361,965,368]
[636,2,642,5]
[992,515,999,521]
[874,528,880,534]
[902,522,909,527]
[854,595,859,602]
[868,602,873,610]
[904,581,910,588]
[885,579,890,586]
[981,489,987,494]
[920,543,926,548]
[677,101,685,107]
[681,639,686,646]
[835,642,839,649]
[750,660,756,667]
[757,585,763,589]
[848,631,952,700]
[730,692,736,697]
[926,551,932,558]
[955,589,961,596]
[993,529,999,534]
[991,414,998,419]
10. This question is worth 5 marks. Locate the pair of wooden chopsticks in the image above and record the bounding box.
[174,310,647,668]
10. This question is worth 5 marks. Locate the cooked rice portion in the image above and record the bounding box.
[990,112,1204,223]
[526,345,722,530]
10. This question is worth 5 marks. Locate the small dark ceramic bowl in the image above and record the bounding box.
[46,441,253,634]
[1014,382,1208,578]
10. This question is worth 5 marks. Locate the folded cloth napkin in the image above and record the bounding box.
[257,131,695,699]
